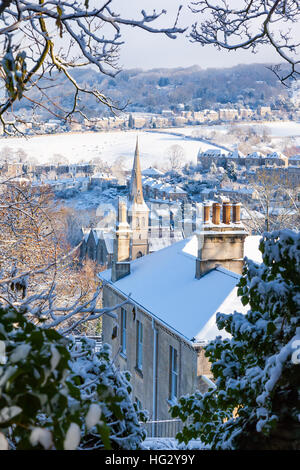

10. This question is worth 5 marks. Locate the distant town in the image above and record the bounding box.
[4,103,300,136]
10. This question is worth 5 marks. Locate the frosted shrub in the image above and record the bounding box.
[69,338,147,450]
[0,308,146,450]
[171,230,300,450]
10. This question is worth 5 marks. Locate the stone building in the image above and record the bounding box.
[100,201,260,420]
[289,155,300,167]
[197,148,288,170]
[142,177,188,202]
[81,229,114,267]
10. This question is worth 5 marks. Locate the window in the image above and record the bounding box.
[192,205,197,232]
[121,308,126,356]
[136,320,143,371]
[170,211,174,238]
[159,215,163,238]
[169,346,178,400]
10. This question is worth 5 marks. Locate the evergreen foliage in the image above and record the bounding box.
[171,230,300,450]
[0,307,146,450]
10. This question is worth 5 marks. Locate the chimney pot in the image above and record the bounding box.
[222,202,232,224]
[203,202,211,224]
[232,203,241,223]
[212,202,221,225]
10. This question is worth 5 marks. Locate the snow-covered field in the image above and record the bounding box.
[0,129,222,169]
[1,120,299,168]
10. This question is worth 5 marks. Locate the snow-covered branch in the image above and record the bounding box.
[0,178,131,334]
[189,0,300,85]
[0,1,186,133]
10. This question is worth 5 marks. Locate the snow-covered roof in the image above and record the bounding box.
[149,234,184,252]
[100,234,262,343]
[227,149,242,159]
[142,167,163,177]
[102,233,114,254]
[266,151,286,159]
[220,186,253,195]
[240,208,264,220]
[198,148,224,158]
[246,151,263,159]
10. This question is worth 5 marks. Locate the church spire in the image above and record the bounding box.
[129,136,144,205]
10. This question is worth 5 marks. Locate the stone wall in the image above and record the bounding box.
[102,284,198,420]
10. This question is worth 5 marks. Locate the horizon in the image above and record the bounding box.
[111,61,283,74]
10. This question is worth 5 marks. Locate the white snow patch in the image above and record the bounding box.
[64,423,81,450]
[50,345,60,371]
[0,406,22,423]
[10,343,31,363]
[85,404,102,430]
[0,432,8,450]
[30,427,53,450]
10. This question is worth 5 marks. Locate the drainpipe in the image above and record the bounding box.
[152,318,158,436]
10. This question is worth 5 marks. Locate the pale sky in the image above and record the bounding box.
[114,0,280,71]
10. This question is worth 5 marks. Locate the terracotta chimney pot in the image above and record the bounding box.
[203,202,211,223]
[222,202,232,224]
[212,202,221,225]
[232,203,241,223]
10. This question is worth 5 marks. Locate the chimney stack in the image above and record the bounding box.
[112,198,131,282]
[196,200,247,278]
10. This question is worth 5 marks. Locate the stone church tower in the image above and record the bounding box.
[114,198,131,262]
[111,198,132,282]
[128,137,149,259]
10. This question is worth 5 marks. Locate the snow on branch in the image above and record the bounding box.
[0,1,186,133]
[0,178,131,334]
[189,0,300,85]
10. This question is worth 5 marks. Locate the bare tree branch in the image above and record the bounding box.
[189,0,300,85]
[0,1,186,133]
